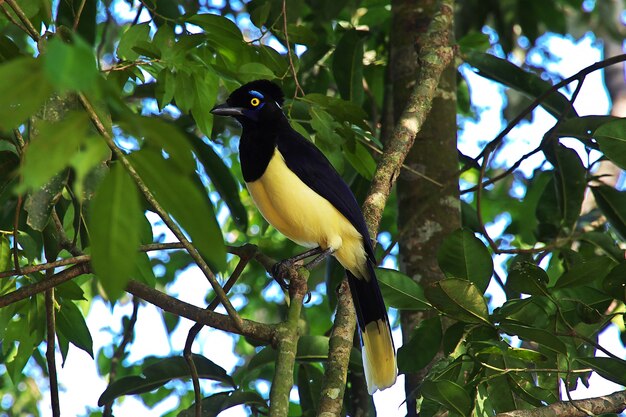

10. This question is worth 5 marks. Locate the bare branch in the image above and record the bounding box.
[125,280,276,344]
[495,390,626,417]
[45,287,60,417]
[103,297,140,417]
[184,243,259,417]
[281,0,304,97]
[0,263,91,308]
[5,0,40,41]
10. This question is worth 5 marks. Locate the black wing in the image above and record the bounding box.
[275,126,376,261]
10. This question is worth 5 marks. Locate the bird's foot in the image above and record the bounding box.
[271,259,303,290]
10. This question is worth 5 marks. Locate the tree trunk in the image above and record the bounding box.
[391,0,459,415]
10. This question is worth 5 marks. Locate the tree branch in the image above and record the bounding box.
[269,267,308,416]
[362,0,454,234]
[0,263,91,308]
[45,286,60,417]
[4,0,40,41]
[126,279,276,344]
[317,279,357,416]
[495,389,626,417]
[184,243,259,417]
[318,1,455,413]
[103,296,140,417]
[77,93,244,331]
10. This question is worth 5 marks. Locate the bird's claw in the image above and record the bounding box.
[271,260,297,291]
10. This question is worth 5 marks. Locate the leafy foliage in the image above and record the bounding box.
[0,0,625,416]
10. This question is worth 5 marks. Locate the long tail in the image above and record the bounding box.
[347,261,397,394]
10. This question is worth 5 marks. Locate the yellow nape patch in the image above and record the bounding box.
[246,149,367,276]
[362,320,397,394]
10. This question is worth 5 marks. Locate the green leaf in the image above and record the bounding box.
[249,0,272,28]
[129,150,227,271]
[24,173,67,231]
[297,364,323,415]
[90,163,142,301]
[238,62,275,83]
[19,112,90,192]
[550,115,618,145]
[98,354,234,406]
[425,279,490,325]
[0,235,9,272]
[603,262,626,302]
[296,335,330,361]
[56,299,93,357]
[592,185,626,240]
[43,37,99,94]
[119,115,196,174]
[179,390,268,417]
[437,228,493,293]
[421,380,472,417]
[191,70,218,137]
[506,261,549,296]
[398,316,441,373]
[134,252,157,287]
[5,319,39,383]
[117,23,151,60]
[0,57,54,130]
[499,321,567,354]
[190,136,247,231]
[576,357,626,386]
[173,71,195,113]
[595,118,626,170]
[464,51,576,119]
[56,280,86,301]
[343,142,376,180]
[554,256,616,289]
[543,142,586,230]
[332,30,365,104]
[0,150,19,194]
[376,268,430,310]
[187,14,243,41]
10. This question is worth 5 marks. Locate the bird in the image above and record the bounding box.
[211,79,397,394]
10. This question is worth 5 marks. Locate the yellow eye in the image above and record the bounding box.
[250,97,260,107]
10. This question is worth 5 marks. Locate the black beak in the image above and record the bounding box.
[210,103,245,117]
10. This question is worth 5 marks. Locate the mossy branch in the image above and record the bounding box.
[269,267,308,417]
[317,0,455,414]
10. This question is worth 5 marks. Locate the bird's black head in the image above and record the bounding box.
[211,80,285,126]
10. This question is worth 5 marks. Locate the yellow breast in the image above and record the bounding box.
[246,149,367,277]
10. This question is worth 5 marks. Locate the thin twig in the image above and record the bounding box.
[475,147,498,252]
[473,54,626,163]
[103,297,140,417]
[12,196,22,274]
[5,0,40,41]
[51,209,82,257]
[45,286,60,417]
[281,0,304,97]
[361,139,443,187]
[72,0,87,31]
[0,3,29,34]
[77,93,244,332]
[12,128,25,152]
[184,244,258,417]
